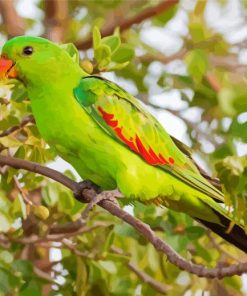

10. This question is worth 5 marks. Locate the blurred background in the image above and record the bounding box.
[0,0,247,295]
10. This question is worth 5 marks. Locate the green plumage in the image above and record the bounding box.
[1,36,246,252]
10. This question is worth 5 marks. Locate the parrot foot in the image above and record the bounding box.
[78,189,122,225]
[74,180,102,202]
[82,189,121,217]
[98,189,122,207]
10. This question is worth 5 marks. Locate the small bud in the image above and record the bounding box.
[80,60,94,74]
[32,205,49,220]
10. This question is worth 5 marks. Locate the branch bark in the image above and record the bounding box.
[0,154,247,279]
[0,0,25,37]
[76,0,179,50]
[44,0,69,42]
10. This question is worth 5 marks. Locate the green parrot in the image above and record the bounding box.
[0,36,246,253]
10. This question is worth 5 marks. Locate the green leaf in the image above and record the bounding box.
[194,241,212,262]
[20,280,42,296]
[10,81,27,102]
[12,260,33,277]
[186,226,205,239]
[185,49,208,83]
[42,182,59,207]
[0,211,12,232]
[111,44,135,63]
[0,192,11,213]
[14,146,26,159]
[11,193,27,219]
[114,224,140,240]
[102,35,121,54]
[76,257,88,296]
[60,43,80,63]
[98,260,117,274]
[0,251,13,265]
[0,135,22,148]
[107,61,130,71]
[229,118,247,142]
[0,269,11,293]
[94,44,111,69]
[58,191,75,214]
[223,275,242,290]
[0,115,19,131]
[218,88,236,116]
[93,26,101,50]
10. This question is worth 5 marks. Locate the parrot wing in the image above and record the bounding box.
[73,76,223,202]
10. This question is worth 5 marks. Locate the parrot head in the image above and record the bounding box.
[0,36,81,86]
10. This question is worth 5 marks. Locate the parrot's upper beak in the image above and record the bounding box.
[0,55,17,79]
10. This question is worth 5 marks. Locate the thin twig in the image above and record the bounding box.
[33,266,54,283]
[13,176,33,206]
[111,246,170,294]
[10,223,106,244]
[205,72,221,93]
[62,239,89,257]
[0,115,35,138]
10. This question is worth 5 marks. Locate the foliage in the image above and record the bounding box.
[0,0,247,295]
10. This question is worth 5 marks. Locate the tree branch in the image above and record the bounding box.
[33,266,54,283]
[1,154,247,278]
[0,154,77,191]
[205,72,221,93]
[44,0,69,42]
[138,49,187,65]
[76,0,179,50]
[0,0,25,37]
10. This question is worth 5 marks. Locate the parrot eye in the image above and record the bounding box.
[22,46,33,56]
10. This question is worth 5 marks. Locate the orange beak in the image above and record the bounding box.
[0,55,17,79]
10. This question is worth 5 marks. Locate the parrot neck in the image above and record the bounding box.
[27,63,85,101]
[27,63,88,142]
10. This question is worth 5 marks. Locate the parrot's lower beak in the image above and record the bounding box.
[0,56,17,79]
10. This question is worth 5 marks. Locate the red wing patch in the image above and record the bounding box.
[98,106,175,166]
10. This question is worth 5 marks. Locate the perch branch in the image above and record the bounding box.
[0,154,247,279]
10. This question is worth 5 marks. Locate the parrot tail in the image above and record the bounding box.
[197,212,247,253]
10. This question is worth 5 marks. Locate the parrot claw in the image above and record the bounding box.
[73,180,101,202]
[99,189,122,207]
